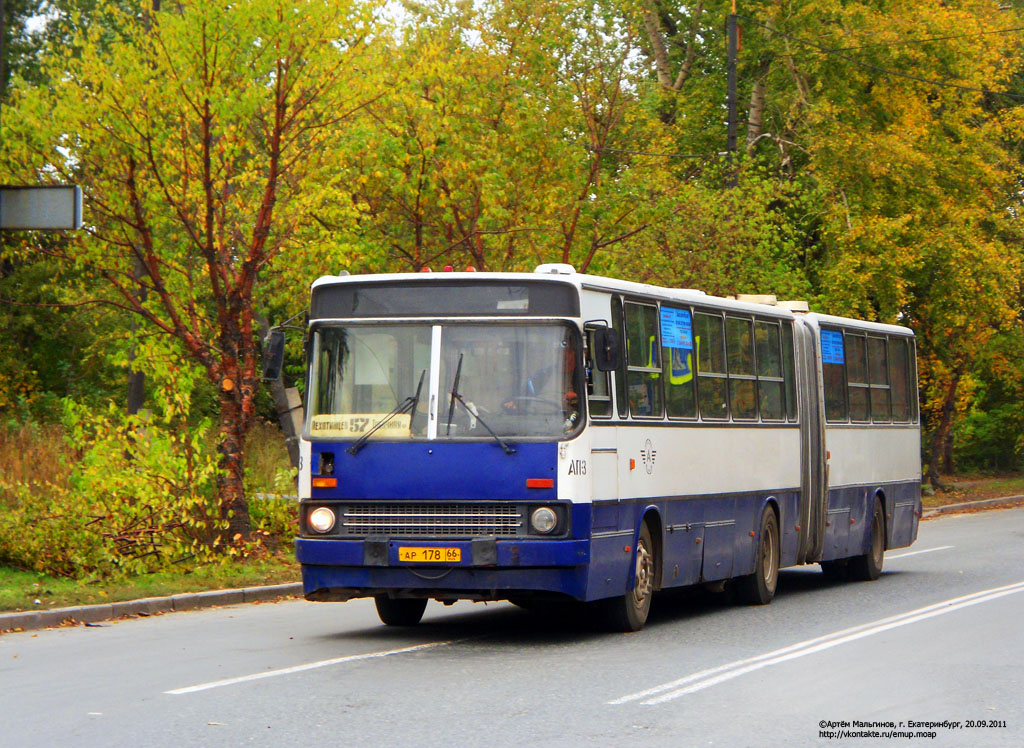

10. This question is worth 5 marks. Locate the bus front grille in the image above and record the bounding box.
[338,503,524,538]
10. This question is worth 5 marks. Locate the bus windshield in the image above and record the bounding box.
[307,323,582,440]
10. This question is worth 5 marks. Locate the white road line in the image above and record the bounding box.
[887,545,954,559]
[611,580,1024,706]
[166,639,463,695]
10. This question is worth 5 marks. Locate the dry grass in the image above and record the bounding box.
[0,418,293,505]
[0,422,78,505]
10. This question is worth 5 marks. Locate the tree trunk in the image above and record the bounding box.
[217,386,253,540]
[927,371,960,489]
[745,59,770,156]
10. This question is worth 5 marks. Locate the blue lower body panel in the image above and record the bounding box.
[296,537,590,600]
[822,480,921,562]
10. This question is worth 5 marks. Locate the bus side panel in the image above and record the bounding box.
[700,496,736,582]
[663,498,705,588]
[888,480,922,550]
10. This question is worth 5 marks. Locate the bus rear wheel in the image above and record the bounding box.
[736,505,779,605]
[849,496,885,581]
[602,523,655,632]
[374,595,428,626]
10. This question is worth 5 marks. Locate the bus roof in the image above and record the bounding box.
[310,268,913,334]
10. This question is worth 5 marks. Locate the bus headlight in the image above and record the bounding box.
[530,507,558,534]
[309,507,336,534]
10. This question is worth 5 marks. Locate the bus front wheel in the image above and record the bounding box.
[602,523,655,632]
[736,505,779,605]
[374,595,428,626]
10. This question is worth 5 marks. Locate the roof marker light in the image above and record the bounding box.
[443,265,453,272]
[465,266,477,272]
[420,267,432,273]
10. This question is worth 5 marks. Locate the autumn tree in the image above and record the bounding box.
[1,0,383,537]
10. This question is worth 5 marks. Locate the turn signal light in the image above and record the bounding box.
[312,477,337,488]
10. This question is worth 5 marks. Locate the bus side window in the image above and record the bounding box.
[821,328,847,422]
[726,316,757,420]
[868,336,891,422]
[695,312,728,419]
[661,305,696,418]
[624,301,664,417]
[846,334,870,422]
[586,327,612,418]
[782,322,798,421]
[754,320,784,421]
[889,336,912,422]
[612,297,629,418]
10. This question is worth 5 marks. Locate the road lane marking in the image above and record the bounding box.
[166,639,464,695]
[886,545,954,559]
[611,580,1024,706]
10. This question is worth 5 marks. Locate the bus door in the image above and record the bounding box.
[795,318,827,563]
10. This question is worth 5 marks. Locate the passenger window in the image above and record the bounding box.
[585,327,612,418]
[695,312,728,419]
[868,336,891,422]
[612,297,628,418]
[846,334,869,422]
[889,337,911,422]
[782,323,798,421]
[661,306,696,418]
[624,302,663,417]
[726,317,757,420]
[755,321,784,421]
[821,328,847,422]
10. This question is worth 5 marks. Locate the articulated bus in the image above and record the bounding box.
[280,264,921,631]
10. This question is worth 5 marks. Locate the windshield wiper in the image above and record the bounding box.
[346,369,426,456]
[446,353,515,455]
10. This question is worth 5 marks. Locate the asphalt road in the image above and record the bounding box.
[3,507,1023,748]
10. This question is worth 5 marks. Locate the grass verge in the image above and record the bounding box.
[923,474,1024,508]
[0,553,299,613]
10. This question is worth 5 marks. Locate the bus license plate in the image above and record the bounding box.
[398,547,461,563]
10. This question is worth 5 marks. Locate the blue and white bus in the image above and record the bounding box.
[281,264,921,631]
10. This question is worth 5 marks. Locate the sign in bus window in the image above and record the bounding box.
[821,328,847,422]
[661,306,696,418]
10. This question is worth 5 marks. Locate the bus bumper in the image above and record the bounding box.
[295,537,590,601]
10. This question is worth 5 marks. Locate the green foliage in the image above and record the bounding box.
[0,400,223,578]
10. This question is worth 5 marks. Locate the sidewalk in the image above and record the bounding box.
[1,582,301,633]
[4,494,1023,633]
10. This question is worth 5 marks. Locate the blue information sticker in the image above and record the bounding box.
[821,329,845,365]
[660,307,693,350]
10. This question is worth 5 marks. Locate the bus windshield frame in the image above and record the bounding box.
[305,319,585,443]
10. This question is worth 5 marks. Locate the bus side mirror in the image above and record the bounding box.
[262,329,286,381]
[593,327,622,371]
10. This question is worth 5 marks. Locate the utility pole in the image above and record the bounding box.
[726,2,739,177]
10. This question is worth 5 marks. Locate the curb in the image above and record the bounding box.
[922,494,1024,518]
[1,582,302,634]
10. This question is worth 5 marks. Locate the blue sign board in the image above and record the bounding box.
[660,307,693,350]
[821,329,845,365]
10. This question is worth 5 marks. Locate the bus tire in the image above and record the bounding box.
[374,595,428,626]
[736,505,779,605]
[602,523,655,632]
[849,496,885,581]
